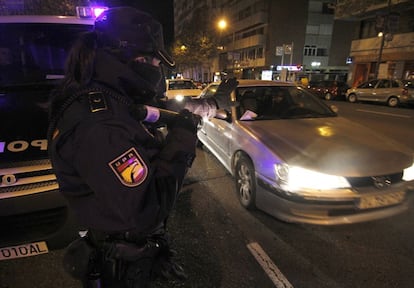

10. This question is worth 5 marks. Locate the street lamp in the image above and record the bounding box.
[217,18,227,50]
[216,18,237,76]
[374,0,393,79]
[217,18,227,31]
[374,32,385,79]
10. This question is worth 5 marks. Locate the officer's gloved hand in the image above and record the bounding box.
[171,109,201,134]
[159,109,200,169]
[151,247,188,282]
[213,77,239,110]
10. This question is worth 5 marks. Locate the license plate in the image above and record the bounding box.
[358,191,405,209]
[0,241,49,261]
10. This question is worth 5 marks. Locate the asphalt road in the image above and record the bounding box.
[1,102,413,288]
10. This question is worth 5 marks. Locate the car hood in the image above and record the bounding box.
[0,84,52,162]
[241,117,413,177]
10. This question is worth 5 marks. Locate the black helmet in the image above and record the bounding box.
[94,7,175,68]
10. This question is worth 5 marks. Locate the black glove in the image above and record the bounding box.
[213,77,239,110]
[171,109,201,134]
[151,247,187,282]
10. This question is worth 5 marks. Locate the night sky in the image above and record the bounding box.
[104,0,174,46]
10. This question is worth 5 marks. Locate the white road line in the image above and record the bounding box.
[356,109,411,118]
[247,242,294,288]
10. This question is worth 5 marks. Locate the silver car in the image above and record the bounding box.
[346,78,412,107]
[197,80,414,225]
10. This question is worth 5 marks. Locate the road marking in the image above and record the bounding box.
[247,242,294,288]
[356,109,411,118]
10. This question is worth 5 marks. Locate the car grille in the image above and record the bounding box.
[0,159,58,199]
[0,159,68,245]
[346,172,403,189]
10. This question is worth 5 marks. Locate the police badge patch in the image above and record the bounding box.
[109,148,148,187]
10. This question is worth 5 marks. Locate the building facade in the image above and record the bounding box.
[173,0,354,82]
[335,0,414,86]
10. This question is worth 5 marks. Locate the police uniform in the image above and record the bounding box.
[48,7,197,288]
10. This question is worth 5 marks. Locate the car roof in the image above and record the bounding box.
[0,15,95,25]
[167,78,194,81]
[209,79,295,88]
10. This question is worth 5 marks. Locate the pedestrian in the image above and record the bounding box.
[47,6,203,288]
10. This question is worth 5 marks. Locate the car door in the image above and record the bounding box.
[374,79,391,102]
[357,79,379,101]
[198,84,233,166]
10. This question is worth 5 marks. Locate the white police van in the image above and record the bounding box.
[0,7,103,261]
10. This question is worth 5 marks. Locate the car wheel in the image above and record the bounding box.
[347,93,357,103]
[387,97,399,107]
[324,92,332,100]
[235,155,256,209]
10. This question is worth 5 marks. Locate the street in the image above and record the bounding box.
[1,102,414,288]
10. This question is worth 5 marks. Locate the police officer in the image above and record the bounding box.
[47,6,206,288]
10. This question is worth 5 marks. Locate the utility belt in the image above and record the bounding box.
[63,229,166,288]
[63,227,186,288]
[88,229,152,247]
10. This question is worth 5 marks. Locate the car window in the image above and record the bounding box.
[391,80,400,88]
[378,80,390,88]
[236,86,336,120]
[0,23,92,86]
[358,80,375,88]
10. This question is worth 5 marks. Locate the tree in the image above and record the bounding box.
[172,7,220,77]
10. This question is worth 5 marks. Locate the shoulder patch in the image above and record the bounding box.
[108,148,148,187]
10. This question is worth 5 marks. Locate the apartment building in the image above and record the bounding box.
[173,0,354,82]
[335,0,414,86]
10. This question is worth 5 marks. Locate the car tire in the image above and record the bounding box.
[235,155,256,210]
[387,97,399,107]
[324,92,332,100]
[347,93,357,103]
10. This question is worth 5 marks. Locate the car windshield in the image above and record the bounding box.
[236,86,337,120]
[0,23,92,87]
[168,80,198,90]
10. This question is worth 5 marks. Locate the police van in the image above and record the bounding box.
[0,7,103,261]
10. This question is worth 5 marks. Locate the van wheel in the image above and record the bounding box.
[387,97,399,107]
[347,93,357,103]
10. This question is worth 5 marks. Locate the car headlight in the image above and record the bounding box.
[175,95,184,102]
[403,163,414,181]
[275,164,350,191]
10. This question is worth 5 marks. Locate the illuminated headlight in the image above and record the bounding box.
[403,163,414,181]
[275,164,350,191]
[175,95,184,102]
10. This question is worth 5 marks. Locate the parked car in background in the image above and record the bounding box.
[165,78,202,102]
[346,78,412,107]
[197,79,414,225]
[402,79,414,106]
[307,80,348,100]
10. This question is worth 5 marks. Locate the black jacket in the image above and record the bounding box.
[48,52,197,234]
